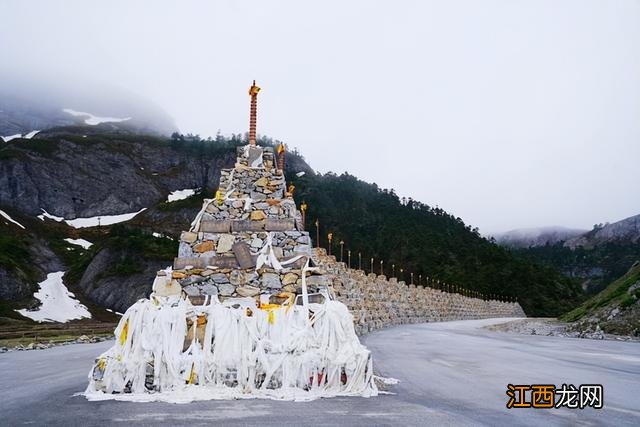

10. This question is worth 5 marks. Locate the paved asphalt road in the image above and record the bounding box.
[1,318,639,426]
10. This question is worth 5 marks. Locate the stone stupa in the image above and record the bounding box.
[85,81,377,402]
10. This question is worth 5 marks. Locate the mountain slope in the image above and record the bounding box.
[505,215,640,295]
[1,131,583,319]
[291,172,583,316]
[562,261,640,336]
[565,214,640,249]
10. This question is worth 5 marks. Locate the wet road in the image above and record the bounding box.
[1,318,639,426]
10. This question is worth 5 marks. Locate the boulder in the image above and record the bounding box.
[217,283,236,296]
[180,231,198,243]
[216,234,235,253]
[250,210,267,221]
[210,273,230,284]
[193,241,215,253]
[262,272,282,289]
[236,285,261,297]
[282,272,298,286]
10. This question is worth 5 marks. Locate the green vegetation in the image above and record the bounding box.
[292,172,584,316]
[562,263,640,322]
[0,129,590,318]
[0,228,33,279]
[96,224,178,279]
[513,242,640,294]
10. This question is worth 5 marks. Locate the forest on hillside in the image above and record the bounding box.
[512,242,640,295]
[290,171,584,316]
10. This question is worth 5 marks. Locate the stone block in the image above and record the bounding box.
[282,272,298,285]
[178,242,193,258]
[254,176,268,187]
[306,275,330,287]
[230,270,255,286]
[210,273,230,284]
[216,234,235,253]
[217,282,236,296]
[282,256,307,269]
[248,146,264,167]
[200,219,231,233]
[231,220,265,232]
[236,285,261,297]
[265,218,295,231]
[206,257,240,269]
[182,284,200,296]
[153,276,182,296]
[262,272,282,289]
[250,210,267,221]
[232,242,254,269]
[193,240,215,253]
[200,283,217,295]
[180,231,198,243]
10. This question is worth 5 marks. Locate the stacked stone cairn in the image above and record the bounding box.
[86,145,382,401]
[314,250,526,336]
[165,145,320,302]
[86,143,524,402]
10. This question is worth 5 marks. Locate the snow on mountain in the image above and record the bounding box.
[64,238,93,249]
[2,130,40,142]
[38,208,146,228]
[1,133,22,142]
[63,108,130,125]
[37,209,64,222]
[167,188,197,202]
[15,271,91,322]
[0,73,178,136]
[0,209,25,229]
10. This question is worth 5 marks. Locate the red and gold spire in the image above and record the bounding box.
[248,80,260,146]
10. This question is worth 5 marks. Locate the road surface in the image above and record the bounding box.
[1,318,639,426]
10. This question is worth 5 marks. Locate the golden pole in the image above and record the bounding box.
[248,80,260,146]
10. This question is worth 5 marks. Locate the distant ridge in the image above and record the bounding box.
[492,226,587,248]
[565,214,640,249]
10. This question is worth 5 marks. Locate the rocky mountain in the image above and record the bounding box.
[562,261,640,337]
[506,215,640,295]
[565,214,640,249]
[0,128,313,320]
[492,226,587,248]
[0,128,583,322]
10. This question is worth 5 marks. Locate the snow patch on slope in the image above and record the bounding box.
[0,209,26,229]
[64,238,93,249]
[66,209,146,228]
[1,134,22,142]
[1,131,41,142]
[63,108,130,125]
[38,209,65,222]
[167,188,198,202]
[16,271,91,323]
[38,208,146,228]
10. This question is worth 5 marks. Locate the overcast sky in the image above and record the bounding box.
[2,0,639,233]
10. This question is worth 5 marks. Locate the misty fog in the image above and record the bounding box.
[1,0,639,233]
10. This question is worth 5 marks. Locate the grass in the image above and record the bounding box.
[562,263,640,322]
